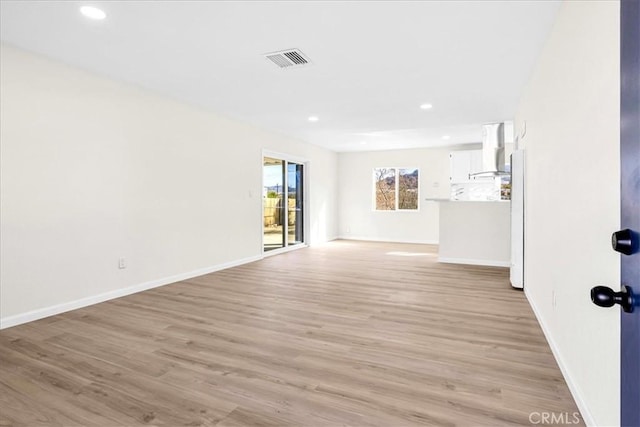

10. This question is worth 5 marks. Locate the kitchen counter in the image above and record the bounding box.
[438,200,511,267]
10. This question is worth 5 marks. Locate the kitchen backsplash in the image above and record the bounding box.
[451,176,511,201]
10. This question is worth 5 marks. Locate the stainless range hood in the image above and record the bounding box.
[470,122,509,177]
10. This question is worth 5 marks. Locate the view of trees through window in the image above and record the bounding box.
[374,168,419,211]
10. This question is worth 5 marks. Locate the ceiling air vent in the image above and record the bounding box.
[264,49,311,69]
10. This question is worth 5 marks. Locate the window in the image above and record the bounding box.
[373,168,419,211]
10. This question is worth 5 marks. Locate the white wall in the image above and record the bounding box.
[0,44,338,327]
[515,1,620,425]
[337,147,454,244]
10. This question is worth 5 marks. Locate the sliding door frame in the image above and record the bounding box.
[262,149,310,256]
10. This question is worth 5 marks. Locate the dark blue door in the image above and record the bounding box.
[620,0,639,425]
[592,1,640,424]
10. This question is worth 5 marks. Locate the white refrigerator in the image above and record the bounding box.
[510,150,525,289]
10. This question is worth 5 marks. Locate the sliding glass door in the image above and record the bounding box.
[263,156,304,252]
[287,162,304,246]
[263,157,285,251]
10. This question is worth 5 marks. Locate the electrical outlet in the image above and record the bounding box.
[552,290,557,309]
[118,258,126,269]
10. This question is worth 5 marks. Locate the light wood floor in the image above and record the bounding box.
[0,241,582,426]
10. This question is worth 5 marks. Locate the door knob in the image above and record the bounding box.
[611,228,638,255]
[591,285,634,313]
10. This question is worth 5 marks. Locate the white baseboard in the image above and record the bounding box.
[0,254,262,330]
[438,257,510,267]
[304,236,339,247]
[525,289,595,427]
[338,235,439,245]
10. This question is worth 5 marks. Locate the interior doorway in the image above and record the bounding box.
[263,156,305,252]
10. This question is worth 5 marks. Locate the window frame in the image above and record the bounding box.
[372,167,420,212]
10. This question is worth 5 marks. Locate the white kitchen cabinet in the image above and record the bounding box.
[449,150,483,183]
[439,201,511,266]
[450,151,470,183]
[469,150,483,177]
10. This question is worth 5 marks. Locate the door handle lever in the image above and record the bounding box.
[591,285,635,313]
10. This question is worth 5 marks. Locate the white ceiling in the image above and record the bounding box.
[0,1,561,152]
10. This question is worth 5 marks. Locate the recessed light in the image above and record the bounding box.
[420,103,433,110]
[80,6,106,20]
[308,116,319,122]
[442,135,451,140]
[360,142,367,145]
